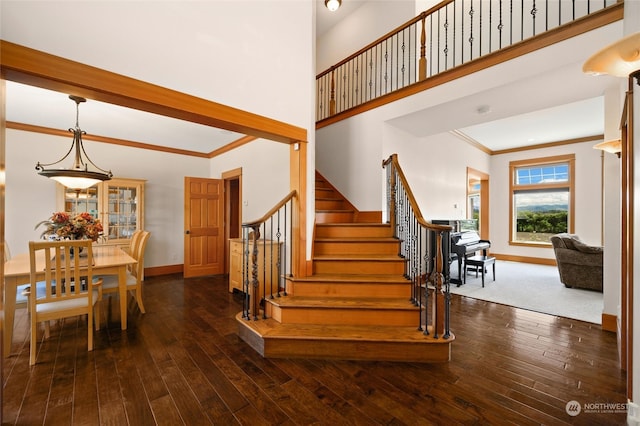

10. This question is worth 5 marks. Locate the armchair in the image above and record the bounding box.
[550,233,603,292]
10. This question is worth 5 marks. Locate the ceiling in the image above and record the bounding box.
[4,1,620,156]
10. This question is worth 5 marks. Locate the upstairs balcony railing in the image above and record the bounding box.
[316,0,621,121]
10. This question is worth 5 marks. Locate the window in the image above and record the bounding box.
[468,179,480,221]
[509,155,574,246]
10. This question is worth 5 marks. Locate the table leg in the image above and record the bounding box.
[119,266,127,330]
[4,278,17,357]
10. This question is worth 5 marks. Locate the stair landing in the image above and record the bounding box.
[237,313,453,363]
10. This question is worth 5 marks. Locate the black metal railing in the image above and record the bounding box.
[317,0,620,121]
[383,154,454,338]
[240,191,297,321]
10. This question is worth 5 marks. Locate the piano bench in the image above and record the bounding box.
[464,255,495,288]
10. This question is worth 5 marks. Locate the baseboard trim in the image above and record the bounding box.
[145,264,183,277]
[492,253,556,266]
[601,313,617,333]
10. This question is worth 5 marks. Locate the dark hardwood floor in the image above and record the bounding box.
[2,274,626,425]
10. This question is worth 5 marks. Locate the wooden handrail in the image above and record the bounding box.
[317,0,622,122]
[243,190,297,228]
[382,154,452,233]
[383,153,454,338]
[241,190,297,320]
[316,0,456,80]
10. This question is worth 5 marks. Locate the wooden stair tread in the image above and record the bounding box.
[315,237,398,242]
[267,296,418,309]
[237,314,452,343]
[316,196,343,201]
[290,274,410,283]
[314,253,405,260]
[316,223,390,227]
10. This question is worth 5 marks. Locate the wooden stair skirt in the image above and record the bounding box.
[235,172,454,363]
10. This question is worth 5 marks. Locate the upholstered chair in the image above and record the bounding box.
[550,233,603,292]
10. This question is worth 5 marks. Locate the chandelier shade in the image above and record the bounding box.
[35,95,113,190]
[582,31,640,82]
[593,139,622,158]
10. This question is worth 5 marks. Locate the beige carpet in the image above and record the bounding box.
[449,260,603,324]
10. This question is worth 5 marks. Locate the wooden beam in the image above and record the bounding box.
[0,40,306,145]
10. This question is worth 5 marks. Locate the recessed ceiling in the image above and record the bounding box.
[459,97,605,151]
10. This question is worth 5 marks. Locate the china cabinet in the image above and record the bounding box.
[56,178,145,247]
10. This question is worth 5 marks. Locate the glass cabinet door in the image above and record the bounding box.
[61,187,100,219]
[56,178,145,247]
[103,179,144,245]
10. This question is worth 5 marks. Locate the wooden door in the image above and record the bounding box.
[224,176,241,275]
[184,177,224,277]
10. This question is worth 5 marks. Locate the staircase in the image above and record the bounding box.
[236,172,454,363]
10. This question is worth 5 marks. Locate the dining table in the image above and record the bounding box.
[3,244,137,357]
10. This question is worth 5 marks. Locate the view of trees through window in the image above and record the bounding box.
[510,158,573,244]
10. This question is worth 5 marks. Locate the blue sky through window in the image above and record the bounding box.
[516,164,569,185]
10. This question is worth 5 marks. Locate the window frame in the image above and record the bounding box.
[509,154,575,247]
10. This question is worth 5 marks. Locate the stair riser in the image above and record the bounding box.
[262,339,451,362]
[314,260,405,275]
[315,226,393,238]
[315,180,332,190]
[315,188,337,197]
[267,305,420,327]
[314,241,399,255]
[316,212,356,223]
[316,199,346,210]
[288,282,411,298]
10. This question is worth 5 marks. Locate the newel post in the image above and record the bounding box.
[388,156,398,232]
[419,14,427,81]
[433,231,445,337]
[329,68,336,116]
[248,226,261,320]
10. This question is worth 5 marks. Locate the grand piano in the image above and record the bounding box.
[431,220,491,285]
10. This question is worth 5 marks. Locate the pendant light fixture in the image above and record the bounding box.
[325,0,341,12]
[582,31,640,84]
[35,95,113,190]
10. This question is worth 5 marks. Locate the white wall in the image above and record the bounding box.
[383,128,490,219]
[316,0,416,73]
[0,1,314,131]
[1,0,317,264]
[209,139,290,222]
[316,112,385,212]
[5,129,209,268]
[602,84,623,322]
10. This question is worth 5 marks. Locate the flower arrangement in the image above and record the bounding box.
[36,212,104,242]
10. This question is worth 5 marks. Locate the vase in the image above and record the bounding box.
[69,244,85,257]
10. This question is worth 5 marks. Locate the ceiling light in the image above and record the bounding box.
[593,139,622,158]
[476,105,491,115]
[583,31,640,84]
[36,95,113,190]
[325,0,341,12]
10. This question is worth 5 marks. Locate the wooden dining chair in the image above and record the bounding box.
[26,239,102,365]
[5,241,32,310]
[100,230,151,314]
[122,229,142,256]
